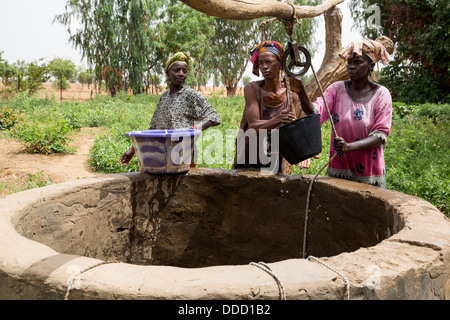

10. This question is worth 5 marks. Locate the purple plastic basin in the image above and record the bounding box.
[126,129,201,174]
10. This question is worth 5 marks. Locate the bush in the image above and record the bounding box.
[12,119,73,154]
[380,61,449,104]
[0,106,24,130]
[385,111,449,214]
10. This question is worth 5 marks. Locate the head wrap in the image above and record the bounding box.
[339,39,390,66]
[250,41,285,76]
[165,52,190,71]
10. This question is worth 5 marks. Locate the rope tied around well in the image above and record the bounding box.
[307,256,350,300]
[64,260,119,300]
[249,261,286,300]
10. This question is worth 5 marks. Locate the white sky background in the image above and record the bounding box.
[0,0,361,84]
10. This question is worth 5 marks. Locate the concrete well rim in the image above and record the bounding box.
[0,168,449,300]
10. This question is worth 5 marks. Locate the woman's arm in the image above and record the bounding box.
[244,83,296,131]
[119,146,135,166]
[333,135,383,153]
[193,120,220,131]
[286,76,315,115]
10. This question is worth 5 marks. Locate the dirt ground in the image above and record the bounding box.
[36,83,237,101]
[0,127,103,198]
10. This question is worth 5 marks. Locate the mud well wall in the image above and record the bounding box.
[15,171,403,268]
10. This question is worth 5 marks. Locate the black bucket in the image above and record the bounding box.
[278,113,322,164]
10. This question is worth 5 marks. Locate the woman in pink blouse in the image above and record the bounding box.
[288,39,392,188]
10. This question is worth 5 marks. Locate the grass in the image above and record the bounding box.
[1,91,448,216]
[0,170,52,196]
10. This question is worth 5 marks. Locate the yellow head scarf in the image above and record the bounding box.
[339,39,390,65]
[165,52,191,71]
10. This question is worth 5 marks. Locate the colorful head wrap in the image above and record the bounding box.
[250,41,285,76]
[339,39,390,66]
[165,52,190,71]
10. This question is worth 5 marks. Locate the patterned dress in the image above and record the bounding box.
[314,81,392,187]
[149,87,220,129]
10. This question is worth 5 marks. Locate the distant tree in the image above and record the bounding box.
[25,59,50,96]
[12,60,27,92]
[55,0,161,96]
[48,58,76,101]
[210,18,258,96]
[77,68,94,87]
[0,52,16,86]
[158,0,216,90]
[242,76,251,87]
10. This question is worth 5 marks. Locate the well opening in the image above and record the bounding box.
[15,169,404,268]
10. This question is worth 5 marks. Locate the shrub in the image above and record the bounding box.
[0,106,24,130]
[12,119,73,154]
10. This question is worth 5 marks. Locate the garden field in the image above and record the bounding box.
[0,91,448,216]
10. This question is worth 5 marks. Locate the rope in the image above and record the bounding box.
[302,153,337,258]
[281,0,301,38]
[64,261,118,300]
[307,256,350,300]
[284,74,295,114]
[301,62,339,259]
[249,262,286,300]
[259,1,301,42]
[310,63,338,138]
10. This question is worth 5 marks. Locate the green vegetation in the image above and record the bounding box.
[1,93,448,216]
[349,0,450,104]
[0,171,52,195]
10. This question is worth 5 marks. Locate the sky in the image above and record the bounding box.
[0,0,361,82]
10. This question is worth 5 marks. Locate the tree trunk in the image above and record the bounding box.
[60,77,63,102]
[180,0,344,20]
[226,84,237,96]
[304,6,348,103]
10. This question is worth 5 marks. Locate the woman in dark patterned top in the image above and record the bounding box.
[120,52,221,166]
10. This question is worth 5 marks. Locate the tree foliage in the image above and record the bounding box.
[157,0,216,90]
[54,0,320,97]
[349,0,450,103]
[0,53,50,98]
[54,0,161,96]
[48,57,77,101]
[211,18,258,96]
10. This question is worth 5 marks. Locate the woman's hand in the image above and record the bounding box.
[283,76,304,95]
[277,109,297,125]
[333,137,351,153]
[119,146,135,166]
[282,76,315,115]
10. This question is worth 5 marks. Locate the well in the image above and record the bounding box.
[0,168,449,299]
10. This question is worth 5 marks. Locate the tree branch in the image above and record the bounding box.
[180,0,345,20]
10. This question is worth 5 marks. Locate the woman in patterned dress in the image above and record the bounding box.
[288,39,392,187]
[120,52,221,166]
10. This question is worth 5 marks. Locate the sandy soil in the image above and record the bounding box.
[0,127,103,197]
[36,83,239,101]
